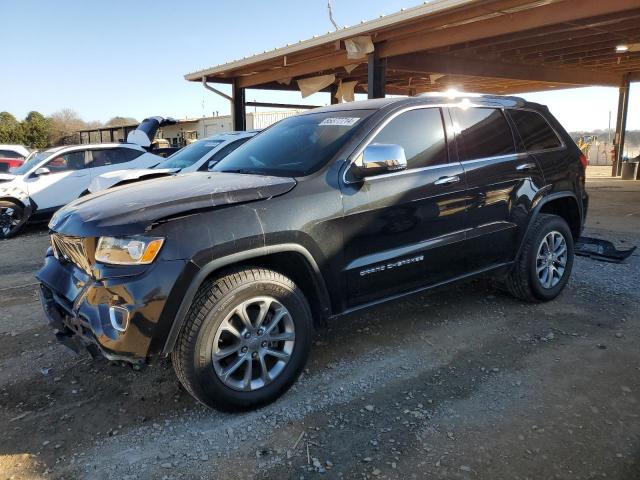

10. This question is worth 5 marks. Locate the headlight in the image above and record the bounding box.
[95,236,164,265]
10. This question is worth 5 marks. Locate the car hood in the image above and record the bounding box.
[88,168,178,193]
[50,172,297,237]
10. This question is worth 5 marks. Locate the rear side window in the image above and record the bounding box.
[370,108,448,169]
[509,109,562,151]
[0,149,24,159]
[88,148,143,167]
[453,108,515,161]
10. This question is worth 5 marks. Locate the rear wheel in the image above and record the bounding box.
[505,214,574,302]
[172,268,313,411]
[0,200,26,239]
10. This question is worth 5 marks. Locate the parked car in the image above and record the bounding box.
[0,117,175,238]
[37,94,588,411]
[0,144,30,172]
[150,147,181,158]
[88,131,258,193]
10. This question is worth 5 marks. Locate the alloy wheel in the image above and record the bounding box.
[536,230,567,289]
[212,296,295,392]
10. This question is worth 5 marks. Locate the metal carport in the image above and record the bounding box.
[185,0,640,175]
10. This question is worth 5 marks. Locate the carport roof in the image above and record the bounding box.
[185,0,640,94]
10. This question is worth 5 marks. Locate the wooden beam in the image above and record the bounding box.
[219,0,636,90]
[374,0,539,42]
[439,11,640,56]
[378,0,640,58]
[236,52,353,88]
[497,23,640,57]
[387,52,622,86]
[245,101,319,110]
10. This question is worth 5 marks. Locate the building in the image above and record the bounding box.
[78,110,301,146]
[183,0,639,176]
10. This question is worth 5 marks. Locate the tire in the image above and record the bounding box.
[172,268,313,412]
[506,213,574,302]
[0,200,27,239]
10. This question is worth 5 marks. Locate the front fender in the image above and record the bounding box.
[0,186,35,222]
[158,243,331,356]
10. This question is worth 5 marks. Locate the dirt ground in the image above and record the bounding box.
[1,166,639,480]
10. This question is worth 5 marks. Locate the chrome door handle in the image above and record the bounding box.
[516,163,537,172]
[434,175,460,186]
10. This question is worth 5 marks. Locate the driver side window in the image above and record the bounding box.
[370,108,448,170]
[45,151,89,173]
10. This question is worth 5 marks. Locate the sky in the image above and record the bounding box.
[0,0,638,132]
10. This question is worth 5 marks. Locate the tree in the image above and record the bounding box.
[105,116,137,127]
[22,111,51,148]
[48,108,92,145]
[0,112,24,144]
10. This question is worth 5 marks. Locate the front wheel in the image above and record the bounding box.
[505,214,574,302]
[0,200,26,239]
[172,268,313,411]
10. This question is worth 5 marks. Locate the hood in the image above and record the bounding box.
[87,168,178,193]
[50,172,296,237]
[126,116,177,148]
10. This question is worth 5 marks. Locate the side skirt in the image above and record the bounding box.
[335,261,513,318]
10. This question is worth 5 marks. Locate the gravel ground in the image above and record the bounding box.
[1,174,639,480]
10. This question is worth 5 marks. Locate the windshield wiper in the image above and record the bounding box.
[220,168,263,175]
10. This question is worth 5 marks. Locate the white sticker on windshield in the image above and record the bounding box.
[319,117,360,126]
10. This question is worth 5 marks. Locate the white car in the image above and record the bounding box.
[0,117,175,238]
[0,144,31,172]
[0,144,30,158]
[87,130,258,193]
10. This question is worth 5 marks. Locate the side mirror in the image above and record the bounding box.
[34,167,51,176]
[353,144,407,178]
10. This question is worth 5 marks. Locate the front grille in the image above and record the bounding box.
[50,233,92,273]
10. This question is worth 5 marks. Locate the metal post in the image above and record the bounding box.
[232,79,246,131]
[613,74,630,176]
[330,84,340,104]
[367,48,386,99]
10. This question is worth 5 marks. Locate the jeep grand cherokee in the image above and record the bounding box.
[37,94,588,411]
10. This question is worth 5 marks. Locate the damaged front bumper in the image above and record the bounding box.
[36,248,188,364]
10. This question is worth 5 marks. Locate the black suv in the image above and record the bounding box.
[37,94,588,411]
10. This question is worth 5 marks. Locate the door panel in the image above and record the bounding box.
[26,151,91,211]
[341,165,468,305]
[450,107,545,269]
[460,154,543,268]
[339,107,468,306]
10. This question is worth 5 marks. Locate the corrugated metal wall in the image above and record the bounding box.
[198,110,303,137]
[249,111,301,130]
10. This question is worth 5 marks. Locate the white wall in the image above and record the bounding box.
[156,110,304,144]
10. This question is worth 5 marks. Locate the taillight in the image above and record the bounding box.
[579,153,588,169]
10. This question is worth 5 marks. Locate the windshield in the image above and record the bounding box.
[213,110,374,177]
[155,139,223,170]
[11,150,55,175]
